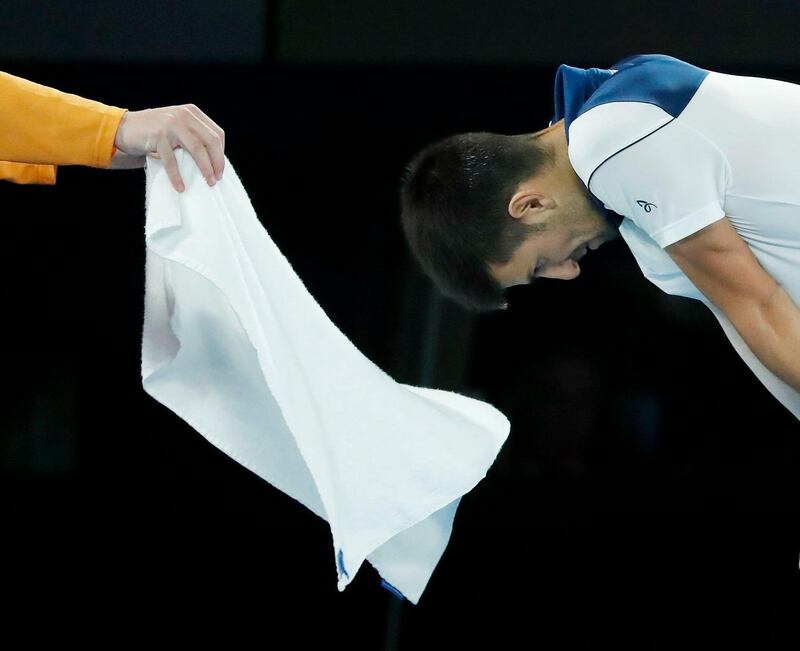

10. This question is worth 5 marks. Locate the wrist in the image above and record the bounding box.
[114,110,132,154]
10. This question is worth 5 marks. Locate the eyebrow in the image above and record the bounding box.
[527,259,538,285]
[499,260,538,289]
[502,269,535,289]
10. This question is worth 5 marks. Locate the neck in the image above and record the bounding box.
[542,119,568,166]
[533,120,573,192]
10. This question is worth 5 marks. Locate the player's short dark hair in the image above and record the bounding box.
[398,131,555,313]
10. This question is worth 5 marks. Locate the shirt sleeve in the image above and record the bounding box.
[0,160,58,184]
[0,70,127,185]
[587,118,730,248]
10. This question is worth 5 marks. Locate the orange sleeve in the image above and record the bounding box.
[0,70,127,185]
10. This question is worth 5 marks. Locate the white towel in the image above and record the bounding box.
[140,149,511,605]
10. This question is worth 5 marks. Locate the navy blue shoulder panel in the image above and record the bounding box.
[550,54,711,230]
[577,54,710,124]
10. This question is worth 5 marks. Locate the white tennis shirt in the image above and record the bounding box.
[552,53,800,420]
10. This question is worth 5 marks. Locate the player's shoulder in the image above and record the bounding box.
[567,53,711,187]
[567,102,672,190]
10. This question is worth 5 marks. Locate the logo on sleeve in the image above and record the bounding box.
[636,200,657,213]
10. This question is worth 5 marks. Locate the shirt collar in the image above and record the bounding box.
[550,64,617,142]
[549,63,624,229]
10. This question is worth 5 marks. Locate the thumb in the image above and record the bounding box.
[109,151,147,169]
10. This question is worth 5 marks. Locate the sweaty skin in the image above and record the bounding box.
[488,119,620,288]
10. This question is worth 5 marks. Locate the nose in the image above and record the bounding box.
[541,259,581,280]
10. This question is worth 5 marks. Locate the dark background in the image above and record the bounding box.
[1,1,798,648]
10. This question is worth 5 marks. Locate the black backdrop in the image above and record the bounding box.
[2,2,799,649]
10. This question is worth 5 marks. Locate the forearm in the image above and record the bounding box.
[732,284,800,392]
[0,70,127,169]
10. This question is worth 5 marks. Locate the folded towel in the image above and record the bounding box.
[140,149,511,604]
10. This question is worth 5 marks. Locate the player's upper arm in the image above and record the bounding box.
[665,216,779,318]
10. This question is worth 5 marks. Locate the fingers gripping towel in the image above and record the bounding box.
[140,149,511,605]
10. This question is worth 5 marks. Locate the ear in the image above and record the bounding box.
[508,190,551,223]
